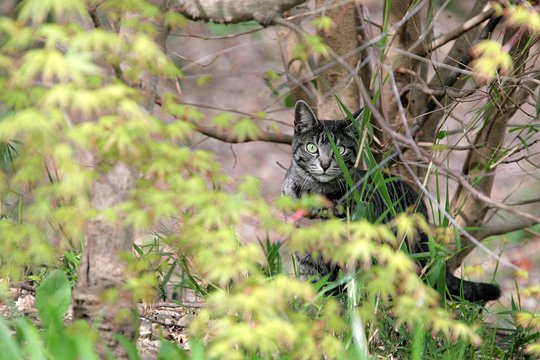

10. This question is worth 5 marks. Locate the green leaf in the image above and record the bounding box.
[311,16,334,32]
[284,94,295,108]
[164,12,187,29]
[262,70,280,81]
[18,0,87,24]
[35,270,71,330]
[507,5,530,27]
[196,74,212,86]
[436,130,447,139]
[232,118,261,141]
[302,34,328,56]
[158,341,188,360]
[66,321,99,360]
[536,89,540,118]
[17,48,102,85]
[212,113,234,128]
[14,318,47,360]
[411,321,425,360]
[0,319,23,360]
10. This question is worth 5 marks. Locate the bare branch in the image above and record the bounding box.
[448,29,538,270]
[170,0,306,25]
[504,197,540,207]
[192,122,293,144]
[477,217,535,240]
[412,13,502,140]
[276,18,316,107]
[169,27,263,40]
[420,8,495,56]
[154,98,293,144]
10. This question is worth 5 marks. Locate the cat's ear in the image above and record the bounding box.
[345,108,362,137]
[294,100,319,133]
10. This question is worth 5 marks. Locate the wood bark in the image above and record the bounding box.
[379,0,428,172]
[171,0,305,25]
[72,163,139,358]
[314,0,360,119]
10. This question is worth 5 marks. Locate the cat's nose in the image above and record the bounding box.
[320,161,331,171]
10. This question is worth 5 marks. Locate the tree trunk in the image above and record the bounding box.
[379,0,428,173]
[315,0,360,119]
[72,2,169,357]
[72,163,139,359]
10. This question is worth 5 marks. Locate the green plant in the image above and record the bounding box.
[0,270,99,360]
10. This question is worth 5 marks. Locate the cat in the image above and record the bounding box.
[282,100,501,302]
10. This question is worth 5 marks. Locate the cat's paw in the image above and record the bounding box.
[332,203,346,217]
[308,207,331,219]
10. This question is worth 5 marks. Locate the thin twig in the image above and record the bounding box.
[418,8,495,56]
[410,14,502,138]
[353,64,534,270]
[275,0,429,94]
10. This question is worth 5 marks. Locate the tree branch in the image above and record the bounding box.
[477,217,535,240]
[170,0,306,25]
[193,122,293,144]
[419,7,495,56]
[154,98,293,144]
[276,20,316,107]
[412,12,502,140]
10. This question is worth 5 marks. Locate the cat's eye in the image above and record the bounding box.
[337,145,346,155]
[306,143,318,153]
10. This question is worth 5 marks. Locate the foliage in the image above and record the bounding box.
[0,0,539,359]
[471,40,513,82]
[0,270,100,360]
[1,270,188,359]
[515,310,540,356]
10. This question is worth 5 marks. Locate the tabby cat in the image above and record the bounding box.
[282,100,501,302]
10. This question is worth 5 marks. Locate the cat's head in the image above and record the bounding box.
[292,100,359,183]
